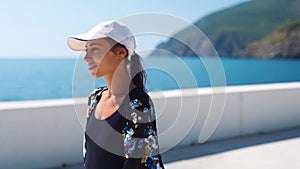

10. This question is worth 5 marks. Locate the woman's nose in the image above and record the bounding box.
[84,52,91,62]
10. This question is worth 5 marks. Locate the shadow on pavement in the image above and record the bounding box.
[54,126,300,169]
[161,126,300,163]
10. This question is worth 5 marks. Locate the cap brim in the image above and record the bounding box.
[67,37,87,51]
[67,33,106,51]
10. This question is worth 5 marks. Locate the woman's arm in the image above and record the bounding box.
[122,93,165,169]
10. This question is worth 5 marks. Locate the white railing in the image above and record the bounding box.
[0,82,300,169]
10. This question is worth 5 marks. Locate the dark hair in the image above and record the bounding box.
[129,52,147,92]
[106,37,147,92]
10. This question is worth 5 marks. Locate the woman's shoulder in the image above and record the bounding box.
[129,87,150,103]
[128,87,153,114]
[87,86,108,105]
[88,86,108,97]
[129,87,149,98]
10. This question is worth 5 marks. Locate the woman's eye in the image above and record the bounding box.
[92,48,99,51]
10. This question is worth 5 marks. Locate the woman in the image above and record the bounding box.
[67,20,165,169]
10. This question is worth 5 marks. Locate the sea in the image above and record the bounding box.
[1,56,300,102]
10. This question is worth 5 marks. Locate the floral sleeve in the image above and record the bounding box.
[122,91,165,169]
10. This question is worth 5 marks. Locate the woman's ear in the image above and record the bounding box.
[117,47,128,59]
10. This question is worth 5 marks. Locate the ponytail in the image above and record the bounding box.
[106,37,147,92]
[129,52,147,92]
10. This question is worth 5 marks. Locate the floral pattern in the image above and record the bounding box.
[123,91,164,169]
[84,86,165,169]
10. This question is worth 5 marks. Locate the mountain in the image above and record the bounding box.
[151,0,300,58]
[239,19,300,59]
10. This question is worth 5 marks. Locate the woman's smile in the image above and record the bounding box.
[88,64,97,70]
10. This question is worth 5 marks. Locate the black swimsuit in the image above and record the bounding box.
[84,107,125,169]
[84,87,127,169]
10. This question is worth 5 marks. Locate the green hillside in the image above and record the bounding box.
[240,19,300,58]
[152,0,300,58]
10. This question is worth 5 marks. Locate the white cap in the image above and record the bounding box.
[67,20,136,56]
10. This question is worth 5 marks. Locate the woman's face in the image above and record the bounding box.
[84,38,121,78]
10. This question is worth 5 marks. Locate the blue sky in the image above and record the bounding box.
[0,0,248,58]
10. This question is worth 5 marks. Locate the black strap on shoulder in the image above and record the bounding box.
[87,86,108,106]
[94,86,108,102]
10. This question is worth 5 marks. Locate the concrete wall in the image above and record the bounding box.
[0,82,300,169]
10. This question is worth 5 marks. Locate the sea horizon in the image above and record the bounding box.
[1,56,300,102]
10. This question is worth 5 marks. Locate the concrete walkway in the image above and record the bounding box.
[58,127,300,169]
